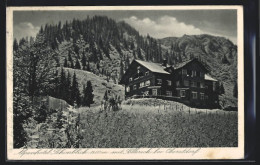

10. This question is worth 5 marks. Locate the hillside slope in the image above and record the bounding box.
[61,67,124,106]
[26,16,238,108]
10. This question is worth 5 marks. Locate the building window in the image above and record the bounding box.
[152,89,157,96]
[197,82,200,88]
[213,82,216,91]
[167,80,172,86]
[157,79,162,85]
[200,82,204,88]
[182,69,187,75]
[133,85,137,90]
[200,72,204,78]
[145,80,151,86]
[144,91,149,96]
[205,95,208,100]
[166,91,172,96]
[192,70,197,77]
[129,77,133,82]
[145,71,149,76]
[180,90,186,97]
[176,81,180,87]
[126,86,130,92]
[140,82,144,88]
[184,80,189,87]
[191,81,197,87]
[200,93,204,100]
[192,91,198,99]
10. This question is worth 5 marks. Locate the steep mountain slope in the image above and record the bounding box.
[18,16,237,108]
[160,34,238,107]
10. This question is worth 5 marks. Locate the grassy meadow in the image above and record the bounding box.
[78,98,238,148]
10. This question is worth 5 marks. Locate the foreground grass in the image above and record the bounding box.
[79,99,238,148]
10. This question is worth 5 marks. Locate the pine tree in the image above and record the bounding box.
[222,54,230,64]
[65,71,72,104]
[75,58,81,69]
[103,90,108,101]
[119,60,124,80]
[133,50,136,59]
[56,108,63,129]
[59,67,66,99]
[137,47,143,60]
[86,61,90,71]
[220,83,225,94]
[64,58,68,67]
[33,104,47,124]
[83,81,94,108]
[125,55,130,70]
[70,60,74,69]
[71,72,81,107]
[233,81,238,98]
[13,39,19,52]
[81,51,87,70]
[68,50,72,62]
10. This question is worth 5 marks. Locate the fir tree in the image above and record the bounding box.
[137,47,143,60]
[86,61,90,71]
[71,72,81,107]
[65,71,72,104]
[33,104,47,124]
[56,108,63,129]
[68,51,72,62]
[103,90,108,101]
[222,54,230,64]
[70,60,74,69]
[119,60,124,80]
[220,83,225,94]
[133,50,136,59]
[13,39,19,52]
[125,55,130,70]
[75,58,81,69]
[233,81,238,98]
[81,51,87,70]
[83,81,94,108]
[64,58,68,67]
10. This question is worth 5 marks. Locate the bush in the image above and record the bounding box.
[34,104,48,124]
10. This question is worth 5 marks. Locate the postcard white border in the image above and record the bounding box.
[6,5,244,160]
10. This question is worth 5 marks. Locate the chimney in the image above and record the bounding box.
[162,59,167,67]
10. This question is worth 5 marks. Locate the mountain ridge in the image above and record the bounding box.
[14,15,238,107]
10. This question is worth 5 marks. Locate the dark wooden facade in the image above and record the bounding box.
[119,59,219,108]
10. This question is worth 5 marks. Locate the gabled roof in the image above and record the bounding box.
[204,74,218,81]
[173,59,193,70]
[135,60,170,74]
[173,58,209,72]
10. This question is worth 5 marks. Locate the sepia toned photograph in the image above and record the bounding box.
[6,6,244,160]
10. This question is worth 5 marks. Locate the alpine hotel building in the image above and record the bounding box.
[119,59,219,107]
